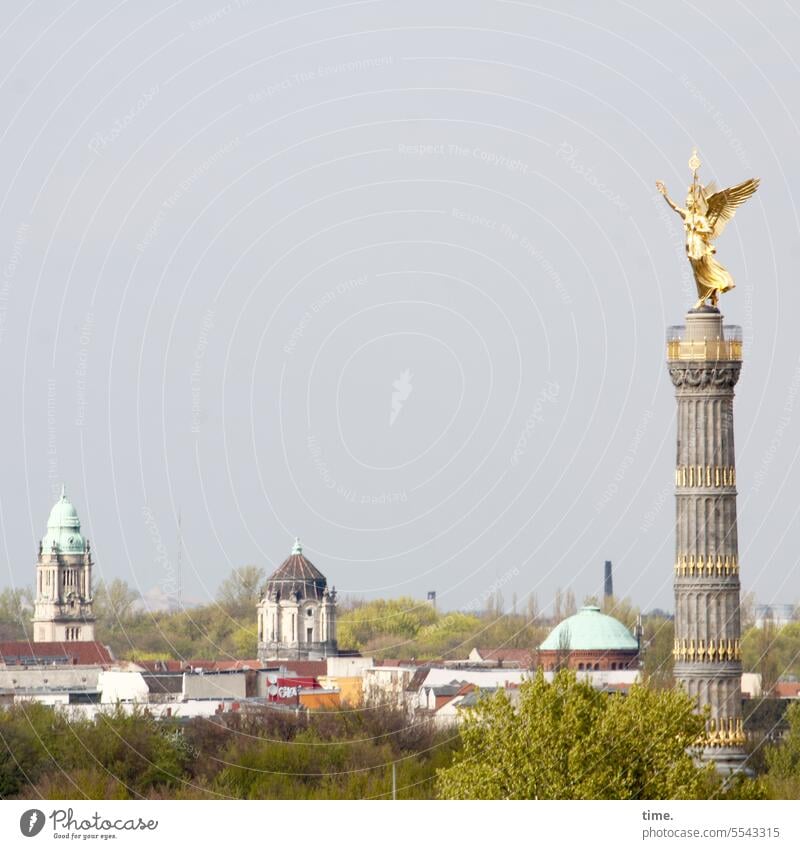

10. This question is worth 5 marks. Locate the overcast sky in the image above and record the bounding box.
[1,0,798,617]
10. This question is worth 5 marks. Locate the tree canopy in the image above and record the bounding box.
[437,669,718,799]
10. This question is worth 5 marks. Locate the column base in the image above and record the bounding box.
[698,746,752,777]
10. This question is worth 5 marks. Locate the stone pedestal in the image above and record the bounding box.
[666,307,746,773]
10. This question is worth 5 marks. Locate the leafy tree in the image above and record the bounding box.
[740,590,756,631]
[437,669,717,799]
[2,700,458,800]
[741,621,800,685]
[230,623,258,658]
[602,595,640,631]
[765,702,800,783]
[216,565,265,617]
[555,624,571,672]
[337,597,437,652]
[641,615,674,689]
[0,586,34,639]
[526,593,539,625]
[94,578,140,636]
[553,587,564,622]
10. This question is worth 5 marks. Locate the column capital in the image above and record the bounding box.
[668,362,741,390]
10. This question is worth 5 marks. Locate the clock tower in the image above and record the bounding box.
[32,486,96,642]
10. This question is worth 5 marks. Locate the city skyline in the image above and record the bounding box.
[1,2,798,619]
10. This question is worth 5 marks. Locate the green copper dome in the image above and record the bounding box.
[41,485,86,555]
[539,605,638,651]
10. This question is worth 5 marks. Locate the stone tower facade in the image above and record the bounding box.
[667,308,745,770]
[257,538,338,662]
[32,486,96,642]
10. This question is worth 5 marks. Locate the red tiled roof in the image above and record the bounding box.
[774,682,800,698]
[0,640,113,666]
[281,660,327,677]
[473,648,533,666]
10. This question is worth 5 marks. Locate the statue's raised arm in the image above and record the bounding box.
[655,180,685,218]
[657,150,759,310]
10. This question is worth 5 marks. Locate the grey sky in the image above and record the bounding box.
[1,0,798,617]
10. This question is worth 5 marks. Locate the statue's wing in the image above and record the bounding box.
[706,177,759,239]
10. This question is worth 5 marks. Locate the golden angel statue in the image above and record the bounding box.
[656,151,759,309]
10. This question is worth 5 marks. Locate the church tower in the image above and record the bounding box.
[257,538,338,662]
[32,486,96,642]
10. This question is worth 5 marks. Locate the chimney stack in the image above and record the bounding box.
[604,560,613,599]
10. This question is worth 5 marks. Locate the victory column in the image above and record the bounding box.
[657,151,759,773]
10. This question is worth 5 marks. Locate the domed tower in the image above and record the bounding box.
[32,486,96,642]
[536,605,641,671]
[257,538,338,662]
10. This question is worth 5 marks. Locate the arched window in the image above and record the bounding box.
[578,663,584,670]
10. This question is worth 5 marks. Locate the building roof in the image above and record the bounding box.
[143,673,184,694]
[263,538,329,602]
[0,640,113,666]
[135,659,262,673]
[41,485,87,555]
[281,660,327,677]
[471,648,534,667]
[458,688,495,708]
[405,667,432,691]
[774,681,800,699]
[539,605,639,652]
